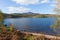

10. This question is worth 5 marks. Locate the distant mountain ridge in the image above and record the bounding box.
[4,12,60,18]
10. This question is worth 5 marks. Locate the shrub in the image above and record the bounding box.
[8,24,14,32]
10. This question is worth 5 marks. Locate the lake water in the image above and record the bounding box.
[4,18,57,35]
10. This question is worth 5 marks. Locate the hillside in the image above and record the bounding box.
[4,12,51,18]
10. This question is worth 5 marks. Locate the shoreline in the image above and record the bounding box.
[22,31,60,39]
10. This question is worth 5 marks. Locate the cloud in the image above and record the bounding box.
[40,0,49,3]
[7,6,31,13]
[12,0,49,5]
[12,0,40,5]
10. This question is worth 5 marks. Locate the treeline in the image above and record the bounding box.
[0,10,57,18]
[4,12,50,18]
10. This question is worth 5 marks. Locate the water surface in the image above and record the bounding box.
[4,18,56,35]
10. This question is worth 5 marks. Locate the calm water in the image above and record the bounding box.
[4,18,57,35]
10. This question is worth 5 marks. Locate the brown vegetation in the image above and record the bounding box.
[0,29,60,40]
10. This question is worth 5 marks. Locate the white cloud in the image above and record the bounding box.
[12,0,40,5]
[12,0,49,5]
[40,0,49,3]
[7,6,31,13]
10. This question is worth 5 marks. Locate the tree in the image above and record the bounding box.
[53,0,60,27]
[54,0,60,26]
[52,0,60,35]
[54,0,60,16]
[0,10,4,26]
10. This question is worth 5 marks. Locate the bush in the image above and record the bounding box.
[0,25,7,32]
[8,24,14,32]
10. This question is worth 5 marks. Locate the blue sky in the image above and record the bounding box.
[0,0,56,14]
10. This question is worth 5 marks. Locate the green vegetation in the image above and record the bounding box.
[51,20,59,31]
[51,0,60,36]
[0,11,4,26]
[0,10,14,32]
[33,14,48,18]
[53,0,60,28]
[5,13,49,18]
[7,24,14,32]
[23,36,34,40]
[0,24,14,32]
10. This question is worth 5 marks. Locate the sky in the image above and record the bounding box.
[0,0,56,14]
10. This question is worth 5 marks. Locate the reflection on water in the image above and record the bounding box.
[4,18,57,35]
